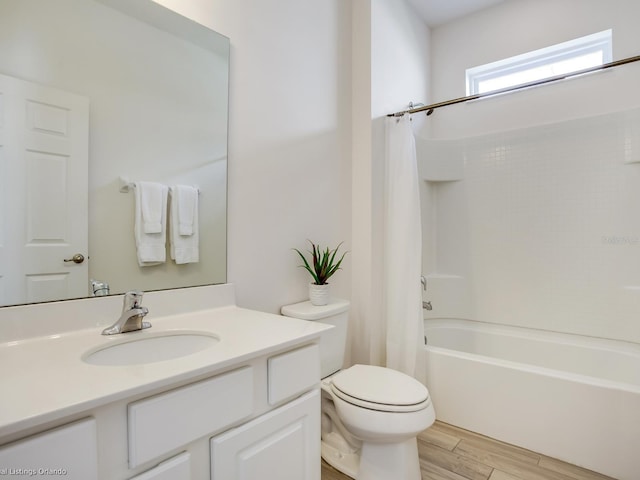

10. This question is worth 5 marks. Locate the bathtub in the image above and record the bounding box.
[420,318,640,480]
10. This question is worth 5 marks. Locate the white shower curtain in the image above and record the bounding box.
[384,115,424,377]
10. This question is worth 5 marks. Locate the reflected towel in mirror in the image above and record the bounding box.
[134,181,168,266]
[169,185,199,264]
[139,181,165,233]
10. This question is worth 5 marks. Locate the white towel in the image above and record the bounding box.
[176,185,197,236]
[139,181,165,233]
[169,185,199,264]
[134,181,168,266]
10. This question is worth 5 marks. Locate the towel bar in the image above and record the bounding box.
[119,177,200,194]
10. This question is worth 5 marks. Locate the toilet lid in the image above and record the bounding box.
[331,364,430,413]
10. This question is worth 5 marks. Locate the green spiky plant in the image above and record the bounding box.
[293,241,348,285]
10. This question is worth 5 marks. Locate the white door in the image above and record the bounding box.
[0,74,89,306]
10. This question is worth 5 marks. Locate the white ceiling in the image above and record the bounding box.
[406,0,505,27]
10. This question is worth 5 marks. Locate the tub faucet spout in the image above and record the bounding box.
[101,290,151,335]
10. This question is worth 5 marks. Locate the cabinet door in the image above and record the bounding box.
[211,389,320,480]
[129,452,190,479]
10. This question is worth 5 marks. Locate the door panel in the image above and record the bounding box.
[0,74,89,305]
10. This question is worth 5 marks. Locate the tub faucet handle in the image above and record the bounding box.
[421,276,427,291]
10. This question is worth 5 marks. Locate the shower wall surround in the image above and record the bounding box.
[420,107,640,344]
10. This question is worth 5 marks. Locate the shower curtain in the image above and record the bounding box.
[384,115,424,377]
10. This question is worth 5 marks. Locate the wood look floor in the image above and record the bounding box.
[321,421,615,480]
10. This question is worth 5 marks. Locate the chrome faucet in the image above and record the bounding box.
[101,290,151,335]
[420,275,432,310]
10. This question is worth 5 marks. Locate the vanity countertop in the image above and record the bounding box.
[0,302,331,439]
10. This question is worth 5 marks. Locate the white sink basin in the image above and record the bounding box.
[83,331,219,366]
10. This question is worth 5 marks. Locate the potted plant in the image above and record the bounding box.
[293,240,347,306]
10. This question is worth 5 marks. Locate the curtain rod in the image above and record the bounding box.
[387,54,640,118]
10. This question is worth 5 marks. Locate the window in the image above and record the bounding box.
[466,30,612,96]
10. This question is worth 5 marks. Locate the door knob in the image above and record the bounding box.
[64,253,85,264]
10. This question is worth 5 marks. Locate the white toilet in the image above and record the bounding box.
[281,299,435,480]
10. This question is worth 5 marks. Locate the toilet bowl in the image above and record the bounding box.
[281,300,436,480]
[322,364,435,480]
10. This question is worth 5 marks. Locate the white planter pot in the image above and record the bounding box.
[309,283,330,306]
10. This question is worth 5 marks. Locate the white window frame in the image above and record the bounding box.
[466,29,613,96]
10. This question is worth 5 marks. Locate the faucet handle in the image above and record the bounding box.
[122,290,144,311]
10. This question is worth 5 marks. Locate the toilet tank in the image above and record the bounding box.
[281,299,350,378]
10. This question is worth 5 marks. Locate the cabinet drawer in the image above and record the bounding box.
[128,366,253,468]
[129,452,190,479]
[268,344,319,404]
[0,418,97,480]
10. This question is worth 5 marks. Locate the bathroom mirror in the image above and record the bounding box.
[0,0,229,307]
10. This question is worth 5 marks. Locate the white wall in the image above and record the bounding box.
[155,0,432,361]
[423,0,640,343]
[350,0,374,367]
[430,0,640,136]
[154,0,353,314]
[348,0,430,366]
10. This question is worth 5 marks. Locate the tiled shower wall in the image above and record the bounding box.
[420,107,640,343]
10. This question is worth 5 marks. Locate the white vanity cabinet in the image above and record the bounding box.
[0,343,321,480]
[126,344,320,480]
[207,344,321,480]
[0,287,331,480]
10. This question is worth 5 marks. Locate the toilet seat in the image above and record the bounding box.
[330,364,431,413]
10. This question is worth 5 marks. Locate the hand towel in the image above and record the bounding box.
[139,181,165,233]
[169,185,199,264]
[134,181,168,266]
[176,185,198,236]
